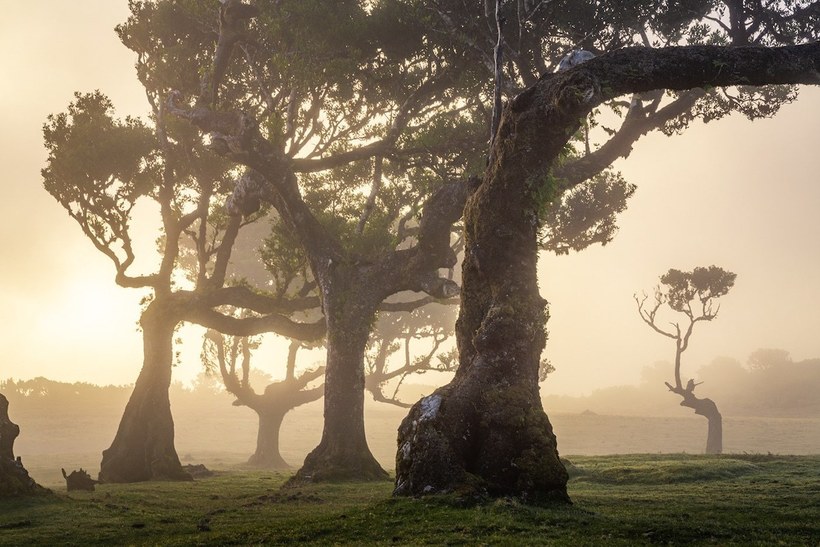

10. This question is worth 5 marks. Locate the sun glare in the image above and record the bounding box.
[37,277,141,342]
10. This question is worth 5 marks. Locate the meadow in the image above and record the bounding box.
[5,388,819,545]
[2,454,818,545]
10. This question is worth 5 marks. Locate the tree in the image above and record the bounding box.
[0,394,46,496]
[635,266,737,454]
[165,0,486,481]
[389,2,818,501]
[365,302,460,408]
[41,3,326,481]
[202,333,324,469]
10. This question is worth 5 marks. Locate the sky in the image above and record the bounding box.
[0,2,818,397]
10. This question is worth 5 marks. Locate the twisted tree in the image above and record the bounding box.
[388,2,820,502]
[392,25,818,505]
[636,266,736,454]
[41,4,326,482]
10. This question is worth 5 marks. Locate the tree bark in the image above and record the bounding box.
[291,272,388,482]
[394,84,573,501]
[677,392,723,455]
[99,299,191,483]
[247,406,289,469]
[394,156,569,501]
[0,394,46,496]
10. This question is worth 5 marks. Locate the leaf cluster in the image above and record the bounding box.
[659,265,736,313]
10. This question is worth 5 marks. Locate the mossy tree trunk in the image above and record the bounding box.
[99,299,191,483]
[394,89,570,501]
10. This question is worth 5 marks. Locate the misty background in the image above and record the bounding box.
[0,0,820,424]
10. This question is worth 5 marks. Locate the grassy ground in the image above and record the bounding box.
[1,454,818,545]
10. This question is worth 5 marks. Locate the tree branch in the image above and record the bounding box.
[185,307,326,341]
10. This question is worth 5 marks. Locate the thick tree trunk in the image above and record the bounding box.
[395,90,570,502]
[678,394,723,455]
[292,280,388,482]
[99,300,191,483]
[247,407,289,469]
[0,394,47,496]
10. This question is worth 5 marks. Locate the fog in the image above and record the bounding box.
[5,374,819,489]
[2,3,819,398]
[1,2,819,478]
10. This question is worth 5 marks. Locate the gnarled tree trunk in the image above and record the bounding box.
[394,84,571,502]
[292,273,388,482]
[99,299,190,483]
[0,394,46,496]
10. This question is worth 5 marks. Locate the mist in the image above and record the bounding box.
[1,1,819,543]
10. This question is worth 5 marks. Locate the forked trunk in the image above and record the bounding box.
[292,288,387,482]
[247,407,289,469]
[99,300,190,483]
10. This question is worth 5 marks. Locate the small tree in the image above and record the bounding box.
[635,266,736,454]
[202,333,324,469]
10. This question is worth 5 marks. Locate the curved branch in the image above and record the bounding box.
[185,307,326,341]
[201,285,320,315]
[553,90,704,186]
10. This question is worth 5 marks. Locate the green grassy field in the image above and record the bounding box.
[1,454,818,545]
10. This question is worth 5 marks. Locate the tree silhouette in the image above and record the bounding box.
[636,266,737,454]
[202,333,323,469]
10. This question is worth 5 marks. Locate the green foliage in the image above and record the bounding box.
[538,358,556,382]
[540,171,636,254]
[660,265,736,313]
[42,91,158,216]
[116,0,215,96]
[1,455,818,544]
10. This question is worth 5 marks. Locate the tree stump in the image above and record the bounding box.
[0,394,47,496]
[61,468,98,491]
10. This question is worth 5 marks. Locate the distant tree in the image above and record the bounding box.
[747,348,793,371]
[202,333,324,469]
[365,304,458,408]
[636,266,737,454]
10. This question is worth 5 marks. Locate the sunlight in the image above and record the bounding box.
[37,277,141,342]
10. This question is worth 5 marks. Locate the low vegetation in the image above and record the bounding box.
[1,454,817,545]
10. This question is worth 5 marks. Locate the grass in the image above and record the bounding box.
[1,454,818,545]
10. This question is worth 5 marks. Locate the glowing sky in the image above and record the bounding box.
[1,2,818,396]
